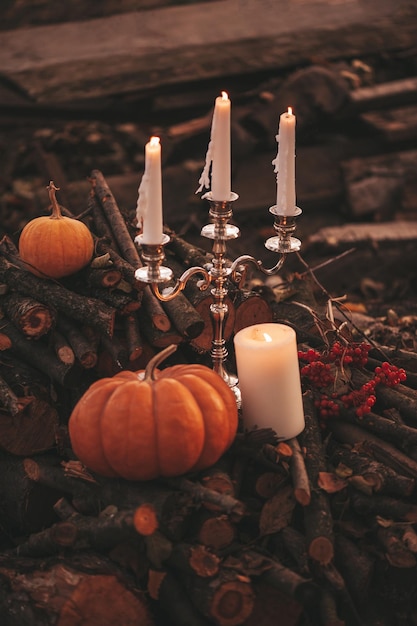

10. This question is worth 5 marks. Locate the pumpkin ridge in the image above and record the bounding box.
[154,378,204,476]
[151,380,161,475]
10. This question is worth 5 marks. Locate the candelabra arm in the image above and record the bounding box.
[230,253,286,285]
[151,266,211,302]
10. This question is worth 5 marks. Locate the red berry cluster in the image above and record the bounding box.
[374,361,407,387]
[298,342,406,420]
[300,360,334,388]
[340,381,377,418]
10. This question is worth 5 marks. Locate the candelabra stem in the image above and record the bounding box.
[201,192,241,406]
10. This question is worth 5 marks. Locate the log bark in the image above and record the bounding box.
[0,256,115,338]
[298,391,335,565]
[0,553,154,626]
[51,329,76,365]
[329,442,415,498]
[0,396,58,456]
[0,320,81,388]
[57,314,97,369]
[89,169,171,332]
[327,419,417,480]
[287,436,311,506]
[124,313,144,361]
[232,289,273,335]
[2,291,55,339]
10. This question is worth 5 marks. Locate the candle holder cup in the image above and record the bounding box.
[135,195,302,407]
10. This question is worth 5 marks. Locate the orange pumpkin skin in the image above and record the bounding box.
[19,182,94,279]
[68,360,238,481]
[19,215,94,279]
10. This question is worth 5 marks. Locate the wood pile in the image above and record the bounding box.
[0,171,273,459]
[0,236,417,626]
[0,167,415,624]
[1,4,417,624]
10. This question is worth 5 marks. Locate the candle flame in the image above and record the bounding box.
[252,328,273,342]
[287,106,293,116]
[221,91,229,101]
[150,136,160,146]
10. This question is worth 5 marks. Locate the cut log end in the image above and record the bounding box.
[133,503,159,536]
[189,544,220,577]
[210,580,255,626]
[58,574,154,626]
[308,536,335,566]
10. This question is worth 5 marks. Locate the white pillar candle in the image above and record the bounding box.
[234,323,305,439]
[136,136,164,244]
[273,107,297,216]
[196,91,231,201]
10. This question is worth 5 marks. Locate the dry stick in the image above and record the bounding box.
[275,526,311,576]
[329,443,415,498]
[0,256,115,338]
[124,314,144,361]
[83,266,122,289]
[0,319,80,388]
[349,488,417,522]
[88,285,141,316]
[163,255,234,352]
[136,306,183,349]
[24,457,195,540]
[2,291,55,339]
[57,314,97,369]
[244,550,318,606]
[51,329,75,365]
[339,406,417,451]
[0,374,20,416]
[88,188,120,251]
[96,238,142,289]
[14,498,142,557]
[299,391,335,566]
[327,419,417,480]
[166,230,213,268]
[162,477,246,522]
[287,437,311,506]
[89,169,171,331]
[334,533,374,609]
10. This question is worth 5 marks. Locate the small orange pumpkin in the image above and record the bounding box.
[19,181,94,279]
[68,345,238,480]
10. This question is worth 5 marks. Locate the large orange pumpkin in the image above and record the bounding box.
[68,345,238,480]
[19,181,94,279]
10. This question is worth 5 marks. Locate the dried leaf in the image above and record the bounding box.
[335,462,353,479]
[259,485,296,536]
[376,516,395,528]
[318,471,348,493]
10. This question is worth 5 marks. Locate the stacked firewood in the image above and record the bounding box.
[2,357,417,625]
[0,170,272,459]
[2,174,417,624]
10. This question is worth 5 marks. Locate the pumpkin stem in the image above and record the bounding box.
[47,181,63,219]
[144,344,178,381]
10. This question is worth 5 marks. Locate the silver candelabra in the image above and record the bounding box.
[135,191,301,406]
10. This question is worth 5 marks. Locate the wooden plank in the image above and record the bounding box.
[0,0,416,104]
[0,0,212,31]
[308,220,417,246]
